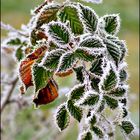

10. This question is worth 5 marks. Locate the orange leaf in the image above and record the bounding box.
[19,46,47,89]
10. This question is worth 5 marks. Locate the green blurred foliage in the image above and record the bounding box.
[1,0,139,140]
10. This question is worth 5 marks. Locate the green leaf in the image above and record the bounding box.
[90,126,104,138]
[121,121,134,134]
[107,36,127,62]
[73,66,84,83]
[91,77,100,92]
[119,69,127,82]
[81,131,92,140]
[90,59,103,76]
[87,110,92,117]
[122,107,128,118]
[70,84,85,101]
[107,87,126,97]
[107,35,127,61]
[7,38,22,45]
[36,5,60,28]
[57,52,75,72]
[79,37,105,49]
[102,68,117,91]
[79,4,98,33]
[104,95,118,109]
[81,94,99,106]
[58,5,83,35]
[102,14,120,35]
[56,104,70,131]
[89,115,97,125]
[67,100,82,122]
[32,64,53,92]
[75,47,96,62]
[47,22,70,45]
[111,40,126,62]
[119,98,127,106]
[43,49,65,70]
[104,39,120,66]
[48,42,58,51]
[15,47,24,61]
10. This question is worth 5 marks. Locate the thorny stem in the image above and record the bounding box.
[1,77,18,113]
[101,114,112,126]
[78,62,91,135]
[82,61,92,91]
[101,114,115,139]
[80,61,116,139]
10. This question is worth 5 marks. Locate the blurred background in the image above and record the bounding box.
[1,0,139,140]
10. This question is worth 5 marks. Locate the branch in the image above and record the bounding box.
[100,114,115,139]
[1,77,18,113]
[0,22,28,37]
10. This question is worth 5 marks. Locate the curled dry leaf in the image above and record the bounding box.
[19,46,47,89]
[33,78,58,107]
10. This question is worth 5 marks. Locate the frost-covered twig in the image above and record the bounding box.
[1,77,18,113]
[1,22,28,37]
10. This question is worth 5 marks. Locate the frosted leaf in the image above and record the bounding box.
[79,4,98,33]
[99,14,120,35]
[90,125,104,138]
[55,103,70,131]
[102,68,118,91]
[32,63,53,93]
[75,90,99,108]
[103,95,118,109]
[42,49,66,70]
[73,66,84,83]
[44,21,71,46]
[99,62,119,93]
[58,4,84,35]
[75,47,102,62]
[36,4,60,28]
[68,84,85,101]
[79,36,106,51]
[120,120,135,135]
[78,130,92,140]
[89,58,104,76]
[56,51,76,73]
[67,100,83,122]
[106,85,128,97]
[104,39,121,66]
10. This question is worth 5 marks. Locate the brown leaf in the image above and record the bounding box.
[55,69,73,77]
[33,79,58,106]
[19,46,47,89]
